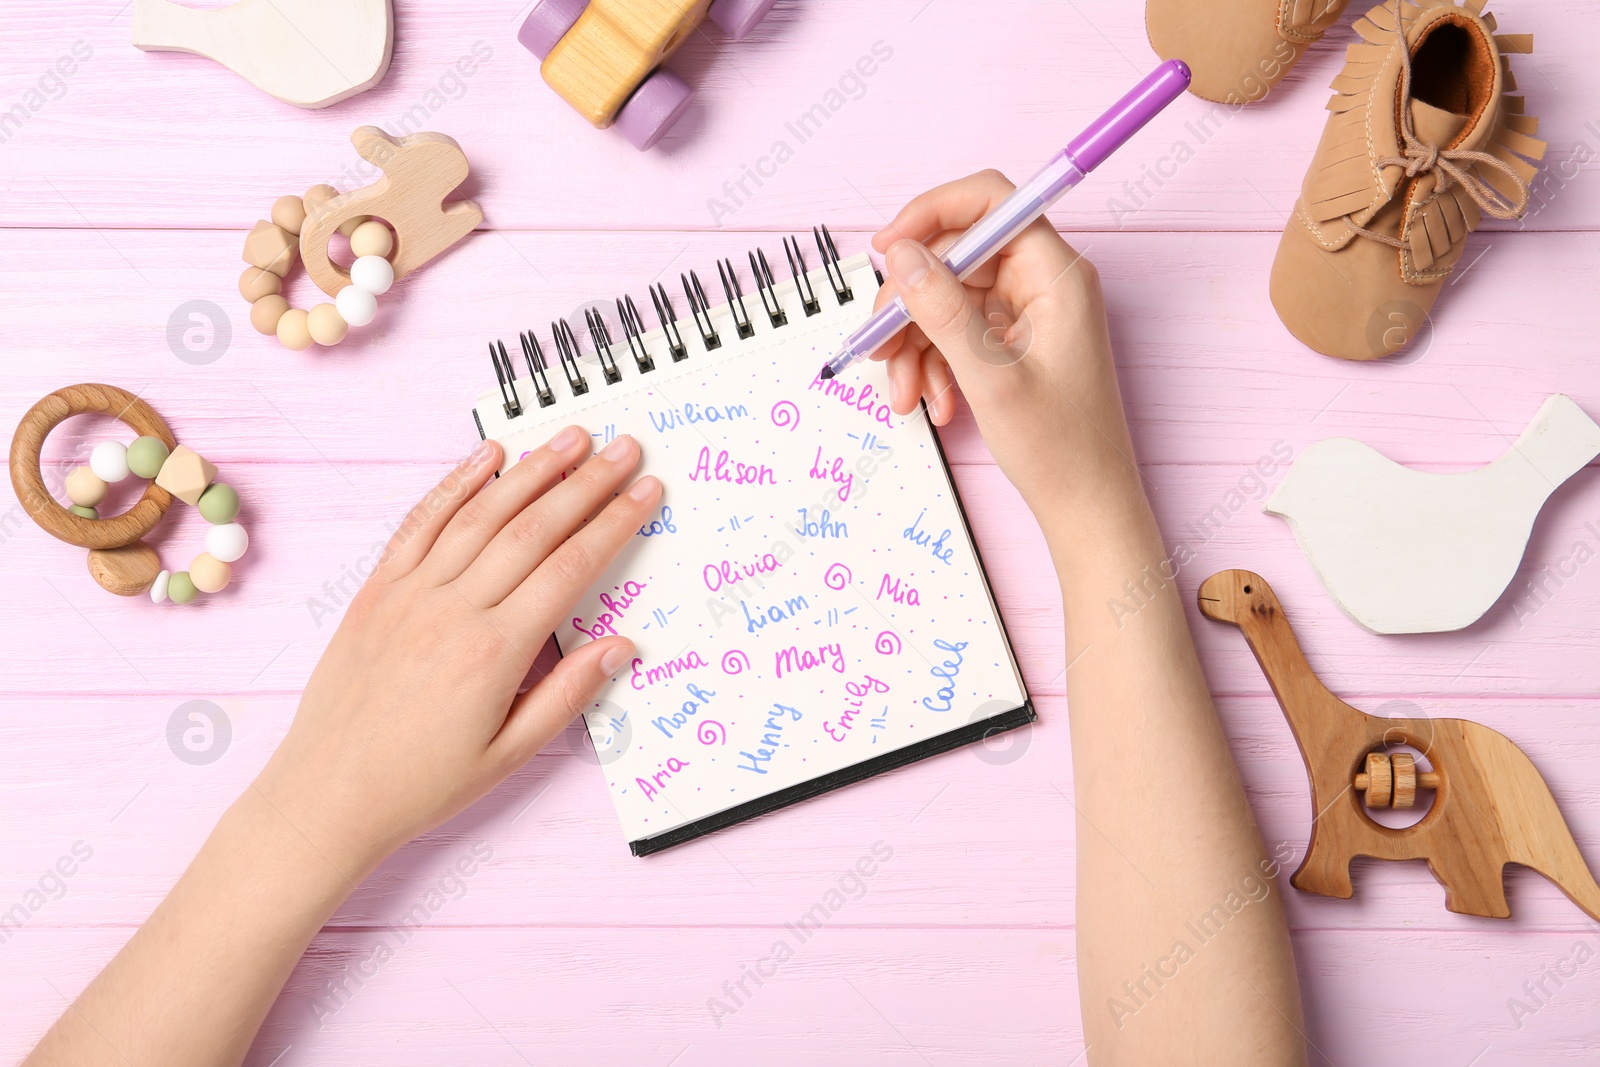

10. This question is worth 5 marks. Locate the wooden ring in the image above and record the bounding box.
[9,384,178,550]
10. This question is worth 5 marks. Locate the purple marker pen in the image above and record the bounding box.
[818,60,1191,381]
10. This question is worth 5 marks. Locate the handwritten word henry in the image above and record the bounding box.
[736,702,802,775]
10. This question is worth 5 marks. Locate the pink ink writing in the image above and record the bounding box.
[807,376,895,428]
[808,447,854,502]
[774,642,846,679]
[635,757,692,801]
[689,446,777,487]
[630,650,710,690]
[703,552,786,593]
[877,574,921,606]
[824,673,890,741]
[572,579,649,639]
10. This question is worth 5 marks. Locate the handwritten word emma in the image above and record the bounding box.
[774,642,846,678]
[704,552,786,593]
[808,447,855,502]
[630,650,709,690]
[690,446,777,487]
[648,402,750,432]
[572,579,649,639]
[808,376,894,428]
[652,683,718,739]
[903,509,954,565]
[824,674,890,741]
[920,638,968,711]
[635,757,691,801]
[736,703,802,775]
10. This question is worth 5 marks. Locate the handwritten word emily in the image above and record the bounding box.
[647,402,750,432]
[808,447,854,503]
[920,638,968,712]
[807,376,894,428]
[903,509,955,565]
[742,593,811,634]
[790,507,847,540]
[690,446,777,488]
[824,674,890,742]
[736,702,802,775]
[635,757,691,801]
[774,642,846,679]
[637,505,677,537]
[877,574,920,606]
[704,551,786,593]
[573,579,649,639]
[630,650,709,690]
[652,683,718,740]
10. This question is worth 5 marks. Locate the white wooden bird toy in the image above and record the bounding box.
[1265,394,1600,634]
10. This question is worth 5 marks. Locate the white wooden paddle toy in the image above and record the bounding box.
[132,0,394,109]
[1266,394,1600,634]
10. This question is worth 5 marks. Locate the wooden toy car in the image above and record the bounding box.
[519,0,776,150]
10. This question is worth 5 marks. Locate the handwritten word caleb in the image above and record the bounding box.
[920,638,968,712]
[737,702,802,774]
[652,683,718,739]
[572,579,648,639]
[807,376,894,428]
[824,674,890,741]
[690,446,777,487]
[903,509,955,564]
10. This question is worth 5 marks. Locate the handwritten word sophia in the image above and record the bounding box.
[737,702,802,775]
[572,579,649,639]
[647,402,750,432]
[690,447,777,487]
[903,509,954,565]
[807,377,894,428]
[652,683,717,740]
[920,638,968,712]
[704,551,786,593]
[775,641,846,679]
[630,650,709,690]
[824,674,890,742]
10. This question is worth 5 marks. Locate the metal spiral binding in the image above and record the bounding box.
[749,249,787,328]
[519,331,556,408]
[649,283,687,361]
[490,340,521,418]
[551,318,590,396]
[784,235,821,316]
[617,295,655,374]
[682,269,721,350]
[584,307,623,385]
[717,258,755,340]
[815,224,852,304]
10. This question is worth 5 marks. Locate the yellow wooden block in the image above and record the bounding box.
[155,445,218,506]
[542,0,710,127]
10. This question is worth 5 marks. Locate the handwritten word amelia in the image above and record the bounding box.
[652,683,717,740]
[690,446,777,487]
[704,551,786,593]
[737,702,802,775]
[573,579,649,639]
[877,574,920,606]
[808,447,855,503]
[824,673,890,742]
[920,638,968,712]
[789,507,848,539]
[647,402,750,432]
[775,641,846,679]
[635,757,691,801]
[903,509,955,565]
[630,650,709,690]
[808,376,894,428]
[742,593,811,634]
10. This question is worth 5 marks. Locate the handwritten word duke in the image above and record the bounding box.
[920,638,969,712]
[903,509,955,565]
[572,579,649,639]
[737,702,802,775]
[690,446,777,487]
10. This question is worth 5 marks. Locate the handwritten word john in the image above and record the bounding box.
[824,674,890,742]
[903,509,954,565]
[737,703,802,775]
[790,507,848,540]
[690,446,777,487]
[920,638,969,712]
[573,579,649,639]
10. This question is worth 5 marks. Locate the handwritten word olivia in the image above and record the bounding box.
[737,703,802,775]
[824,674,890,742]
[630,650,710,690]
[877,574,920,606]
[742,593,811,634]
[647,402,750,432]
[919,638,968,712]
[789,507,848,539]
[635,757,692,801]
[637,505,677,537]
[808,447,855,503]
[572,579,649,639]
[704,552,786,593]
[690,446,777,488]
[651,683,718,740]
[808,376,894,428]
[903,509,955,565]
[775,642,846,679]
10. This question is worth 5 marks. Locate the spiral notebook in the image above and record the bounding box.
[471,228,1033,855]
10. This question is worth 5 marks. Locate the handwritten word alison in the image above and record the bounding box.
[736,703,803,775]
[690,447,777,487]
[630,650,710,690]
[704,551,786,593]
[903,509,955,564]
[742,593,811,634]
[572,579,649,639]
[647,402,750,432]
[808,447,855,502]
[919,638,968,712]
[635,757,692,801]
[774,642,846,679]
[824,674,890,741]
[652,683,718,740]
[808,376,894,428]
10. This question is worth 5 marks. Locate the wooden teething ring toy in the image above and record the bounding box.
[10,383,175,550]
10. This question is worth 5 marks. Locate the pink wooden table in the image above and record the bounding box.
[3,1,1598,1062]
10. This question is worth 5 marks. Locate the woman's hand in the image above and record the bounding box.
[254,428,661,874]
[870,170,1141,523]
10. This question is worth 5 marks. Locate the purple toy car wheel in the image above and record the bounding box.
[707,0,777,40]
[612,67,694,151]
[518,0,589,59]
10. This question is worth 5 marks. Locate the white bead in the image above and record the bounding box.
[206,522,249,563]
[89,440,130,483]
[350,255,394,296]
[336,284,378,327]
[150,569,170,604]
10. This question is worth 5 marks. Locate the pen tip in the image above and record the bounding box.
[818,366,835,380]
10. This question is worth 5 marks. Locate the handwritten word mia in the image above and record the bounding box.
[877,574,920,606]
[920,638,969,712]
[690,447,777,488]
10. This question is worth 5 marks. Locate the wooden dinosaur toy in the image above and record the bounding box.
[1198,568,1600,922]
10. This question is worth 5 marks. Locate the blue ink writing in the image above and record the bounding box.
[637,505,677,537]
[789,507,848,540]
[736,702,802,775]
[902,510,954,565]
[741,593,811,634]
[646,402,751,433]
[651,682,718,739]
[920,638,969,712]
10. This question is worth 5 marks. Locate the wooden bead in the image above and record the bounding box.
[308,303,349,345]
[1391,752,1418,810]
[349,219,393,258]
[250,294,290,335]
[271,194,307,235]
[1363,751,1393,808]
[66,466,107,507]
[243,220,298,276]
[88,541,162,596]
[189,552,232,593]
[239,266,282,302]
[155,445,217,506]
[337,213,372,238]
[276,307,314,350]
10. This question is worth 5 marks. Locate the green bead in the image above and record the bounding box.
[167,571,198,604]
[69,504,98,519]
[127,436,171,479]
[198,482,240,524]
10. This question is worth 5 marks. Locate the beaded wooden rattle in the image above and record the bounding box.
[10,384,250,604]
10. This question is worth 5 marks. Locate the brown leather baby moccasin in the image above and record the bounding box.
[1147,0,1347,103]
[1271,0,1545,361]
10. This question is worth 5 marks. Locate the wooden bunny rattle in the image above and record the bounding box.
[241,127,483,351]
[10,384,251,605]
[1198,568,1600,922]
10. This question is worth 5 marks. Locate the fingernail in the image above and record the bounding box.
[887,240,930,288]
[627,475,659,501]
[600,641,634,675]
[602,435,635,461]
[469,439,495,465]
[548,426,582,452]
